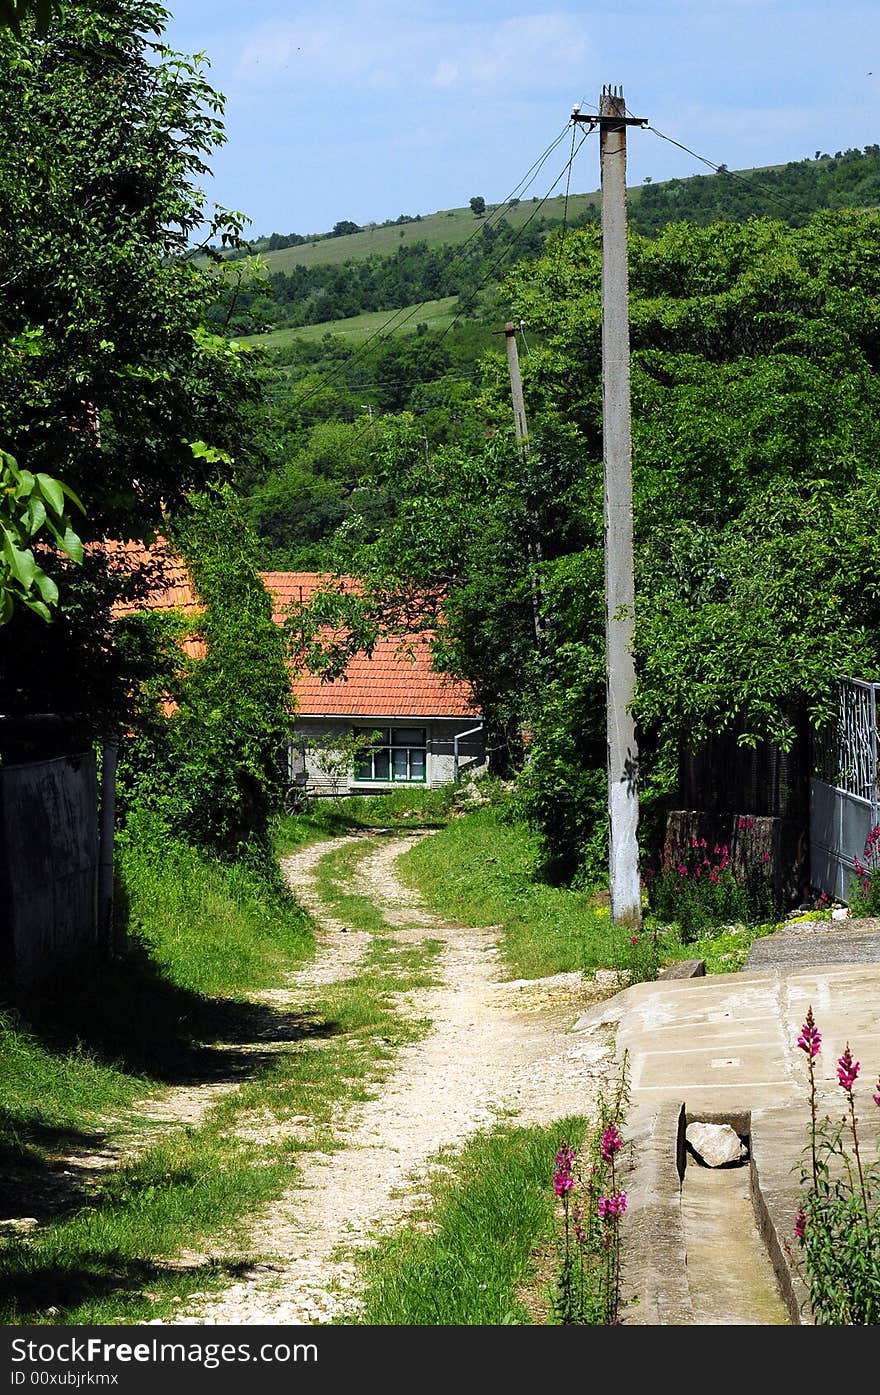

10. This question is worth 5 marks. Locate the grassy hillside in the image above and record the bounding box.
[241,295,460,349]
[254,193,601,274]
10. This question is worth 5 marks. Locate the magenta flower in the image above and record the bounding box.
[837,1044,860,1093]
[598,1191,627,1219]
[872,1075,880,1107]
[794,1208,807,1244]
[630,935,639,945]
[554,1144,576,1197]
[797,1007,821,1058]
[600,1123,623,1162]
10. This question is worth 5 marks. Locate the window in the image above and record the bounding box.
[354,727,426,782]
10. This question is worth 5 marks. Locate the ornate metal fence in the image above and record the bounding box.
[810,678,880,901]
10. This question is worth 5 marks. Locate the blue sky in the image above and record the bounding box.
[161,1,878,238]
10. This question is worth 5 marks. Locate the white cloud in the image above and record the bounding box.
[236,10,592,97]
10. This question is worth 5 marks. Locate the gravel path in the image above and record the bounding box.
[160,831,615,1326]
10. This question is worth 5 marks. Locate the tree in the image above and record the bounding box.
[469,196,486,219]
[0,0,82,624]
[332,220,361,238]
[0,1,262,726]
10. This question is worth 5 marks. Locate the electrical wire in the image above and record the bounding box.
[434,125,595,349]
[556,124,578,278]
[279,123,576,415]
[639,116,825,222]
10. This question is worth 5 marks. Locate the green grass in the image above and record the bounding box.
[313,840,398,935]
[354,1117,587,1325]
[251,195,602,274]
[400,805,787,980]
[273,786,460,857]
[398,807,638,979]
[0,944,434,1324]
[240,296,459,351]
[119,836,314,997]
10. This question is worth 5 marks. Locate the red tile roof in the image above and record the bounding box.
[108,539,206,660]
[260,571,479,719]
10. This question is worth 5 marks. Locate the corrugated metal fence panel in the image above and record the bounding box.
[0,751,98,990]
[809,778,874,904]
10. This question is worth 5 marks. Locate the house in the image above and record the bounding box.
[260,572,487,795]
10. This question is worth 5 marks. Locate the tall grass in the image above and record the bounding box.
[118,835,313,997]
[355,1119,587,1325]
[398,808,633,979]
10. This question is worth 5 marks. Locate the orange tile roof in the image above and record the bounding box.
[260,571,479,719]
[107,538,206,660]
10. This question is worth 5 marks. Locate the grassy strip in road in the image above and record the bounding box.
[353,1117,588,1325]
[311,840,398,935]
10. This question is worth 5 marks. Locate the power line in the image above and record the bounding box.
[641,120,828,222]
[434,126,595,349]
[280,123,576,415]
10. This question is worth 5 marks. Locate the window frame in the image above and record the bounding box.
[352,726,428,784]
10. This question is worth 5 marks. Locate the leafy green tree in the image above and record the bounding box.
[469,196,486,219]
[0,0,261,724]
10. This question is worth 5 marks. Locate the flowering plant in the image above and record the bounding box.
[650,821,779,942]
[849,822,880,916]
[551,1060,631,1324]
[789,1007,880,1324]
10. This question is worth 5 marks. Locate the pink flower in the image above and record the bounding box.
[691,836,699,849]
[797,1007,821,1059]
[872,1075,880,1107]
[600,1124,623,1162]
[794,1208,806,1243]
[554,1144,576,1196]
[837,1044,860,1093]
[677,864,688,876]
[630,935,639,945]
[762,852,771,863]
[598,1191,627,1220]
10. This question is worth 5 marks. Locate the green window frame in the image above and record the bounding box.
[353,727,427,783]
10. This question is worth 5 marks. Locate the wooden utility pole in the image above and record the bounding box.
[504,322,529,446]
[500,321,543,644]
[574,87,646,926]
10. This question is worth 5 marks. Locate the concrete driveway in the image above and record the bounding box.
[574,932,880,1325]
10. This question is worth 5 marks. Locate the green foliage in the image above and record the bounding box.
[0,449,83,622]
[120,487,293,862]
[0,0,263,727]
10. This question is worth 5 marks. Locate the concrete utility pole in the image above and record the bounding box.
[574,87,647,926]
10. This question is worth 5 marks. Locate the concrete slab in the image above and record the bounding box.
[592,961,880,1324]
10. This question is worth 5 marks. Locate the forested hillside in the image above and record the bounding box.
[233,145,880,576]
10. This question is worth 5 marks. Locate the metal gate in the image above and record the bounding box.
[810,678,880,902]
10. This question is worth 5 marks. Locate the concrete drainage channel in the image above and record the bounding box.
[679,1111,791,1326]
[619,1102,804,1325]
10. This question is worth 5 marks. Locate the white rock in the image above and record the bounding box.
[686,1121,748,1167]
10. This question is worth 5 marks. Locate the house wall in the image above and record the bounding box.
[290,719,487,794]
